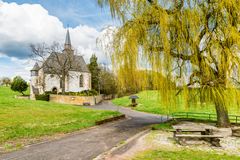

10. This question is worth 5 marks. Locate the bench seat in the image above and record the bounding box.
[175,134,223,138]
[169,129,206,132]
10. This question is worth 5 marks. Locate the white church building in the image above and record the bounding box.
[30,30,91,98]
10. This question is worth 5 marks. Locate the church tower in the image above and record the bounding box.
[30,63,40,100]
[63,29,74,55]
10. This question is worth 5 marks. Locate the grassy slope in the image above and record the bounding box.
[0,86,120,146]
[133,149,240,160]
[112,90,240,115]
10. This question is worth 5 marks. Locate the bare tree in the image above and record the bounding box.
[30,42,75,94]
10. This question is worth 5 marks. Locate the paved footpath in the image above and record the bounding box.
[0,101,167,160]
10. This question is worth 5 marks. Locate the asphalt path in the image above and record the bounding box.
[1,101,167,160]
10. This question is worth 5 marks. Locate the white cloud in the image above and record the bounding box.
[0,59,31,81]
[0,1,112,80]
[0,2,63,45]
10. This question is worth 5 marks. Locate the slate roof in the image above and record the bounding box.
[31,63,40,71]
[42,53,90,74]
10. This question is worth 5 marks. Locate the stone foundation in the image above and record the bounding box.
[15,95,30,100]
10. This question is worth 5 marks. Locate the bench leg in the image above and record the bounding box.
[210,138,221,147]
[201,137,221,147]
[177,137,186,145]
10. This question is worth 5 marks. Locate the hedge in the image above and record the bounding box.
[35,94,50,101]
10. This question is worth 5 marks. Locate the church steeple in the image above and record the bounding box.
[64,29,72,50]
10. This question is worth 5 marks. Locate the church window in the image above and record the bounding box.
[79,75,84,87]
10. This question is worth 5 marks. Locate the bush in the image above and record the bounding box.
[79,90,98,96]
[45,90,99,96]
[35,94,50,101]
[11,76,28,95]
[44,91,53,95]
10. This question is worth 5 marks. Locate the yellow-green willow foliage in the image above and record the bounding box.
[98,0,240,127]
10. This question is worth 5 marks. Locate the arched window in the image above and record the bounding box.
[79,75,84,87]
[52,87,57,94]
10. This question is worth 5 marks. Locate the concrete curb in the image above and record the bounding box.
[96,115,126,125]
[94,129,151,160]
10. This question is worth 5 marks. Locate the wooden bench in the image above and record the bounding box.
[171,128,213,136]
[172,129,223,147]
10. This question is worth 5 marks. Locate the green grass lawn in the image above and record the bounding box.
[0,86,120,149]
[132,149,240,160]
[112,90,240,115]
[151,121,175,130]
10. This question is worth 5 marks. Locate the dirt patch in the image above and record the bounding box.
[101,132,153,160]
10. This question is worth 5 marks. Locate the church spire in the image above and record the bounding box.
[64,29,72,49]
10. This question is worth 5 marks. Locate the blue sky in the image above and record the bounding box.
[0,0,116,80]
[4,0,115,29]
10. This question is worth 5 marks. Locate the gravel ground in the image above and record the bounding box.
[103,121,240,159]
[152,121,240,156]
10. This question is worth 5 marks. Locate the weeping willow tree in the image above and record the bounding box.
[98,0,240,127]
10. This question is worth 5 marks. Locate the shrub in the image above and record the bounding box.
[11,76,28,95]
[43,90,99,96]
[79,90,98,96]
[35,94,50,101]
[44,91,53,95]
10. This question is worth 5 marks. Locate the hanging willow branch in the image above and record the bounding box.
[98,0,240,126]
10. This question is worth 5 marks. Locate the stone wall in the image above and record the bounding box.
[49,94,103,106]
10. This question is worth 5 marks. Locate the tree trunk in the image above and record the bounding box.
[215,101,230,128]
[62,77,66,95]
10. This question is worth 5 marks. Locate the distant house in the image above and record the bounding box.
[30,30,91,99]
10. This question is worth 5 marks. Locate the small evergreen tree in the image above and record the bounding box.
[11,76,28,95]
[88,54,100,92]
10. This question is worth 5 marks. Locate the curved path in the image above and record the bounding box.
[0,101,167,160]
